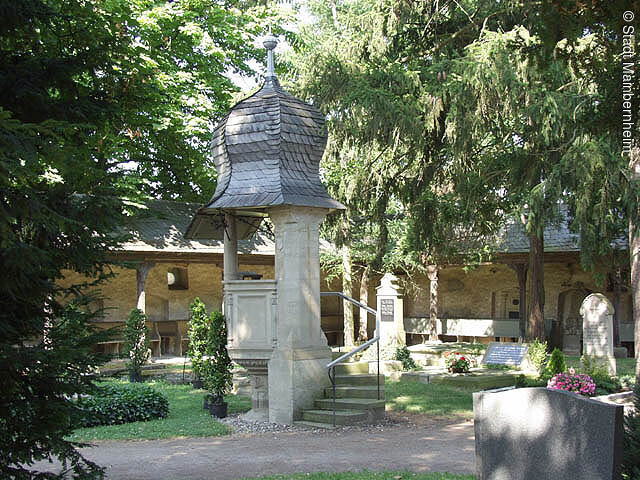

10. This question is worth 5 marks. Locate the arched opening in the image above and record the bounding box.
[556,288,590,354]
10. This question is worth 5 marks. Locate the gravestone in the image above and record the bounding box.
[580,293,616,375]
[482,342,531,369]
[375,273,405,348]
[474,387,624,480]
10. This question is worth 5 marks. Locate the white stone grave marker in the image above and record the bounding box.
[580,293,616,375]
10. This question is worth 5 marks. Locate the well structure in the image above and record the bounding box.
[185,34,344,423]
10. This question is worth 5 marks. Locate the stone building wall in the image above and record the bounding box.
[60,256,634,350]
[61,262,275,322]
[400,262,633,347]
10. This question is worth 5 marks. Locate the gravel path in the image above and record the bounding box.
[38,415,475,479]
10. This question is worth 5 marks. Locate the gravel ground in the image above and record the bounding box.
[35,415,475,480]
[219,412,405,435]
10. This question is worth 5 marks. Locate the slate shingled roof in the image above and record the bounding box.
[493,217,580,254]
[492,206,627,254]
[121,199,274,255]
[185,73,344,240]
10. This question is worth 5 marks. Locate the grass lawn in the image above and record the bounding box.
[385,379,474,419]
[241,472,474,480]
[67,379,250,442]
[565,356,636,377]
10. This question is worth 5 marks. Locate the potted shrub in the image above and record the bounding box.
[123,308,150,382]
[187,298,209,389]
[201,310,233,418]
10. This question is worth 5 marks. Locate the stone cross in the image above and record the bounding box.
[579,293,616,375]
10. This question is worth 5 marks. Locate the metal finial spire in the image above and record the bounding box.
[263,31,278,77]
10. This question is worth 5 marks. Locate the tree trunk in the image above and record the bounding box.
[612,267,622,348]
[342,217,354,347]
[629,146,640,380]
[358,267,370,342]
[136,262,155,313]
[426,265,439,342]
[528,232,545,340]
[509,263,528,341]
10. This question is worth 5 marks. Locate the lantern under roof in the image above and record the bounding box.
[185,34,344,241]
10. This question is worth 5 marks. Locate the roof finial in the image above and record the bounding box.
[263,29,278,78]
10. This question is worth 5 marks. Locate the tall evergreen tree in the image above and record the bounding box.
[0,0,267,476]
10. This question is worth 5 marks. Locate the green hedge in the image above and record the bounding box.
[76,382,169,427]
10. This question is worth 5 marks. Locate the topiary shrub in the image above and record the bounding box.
[187,298,210,387]
[395,345,417,370]
[76,382,169,427]
[123,308,150,382]
[201,311,233,415]
[546,347,566,376]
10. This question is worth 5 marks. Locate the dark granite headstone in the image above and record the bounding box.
[473,387,624,480]
[482,342,528,366]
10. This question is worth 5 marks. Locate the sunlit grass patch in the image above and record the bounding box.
[385,380,474,418]
[68,379,250,442]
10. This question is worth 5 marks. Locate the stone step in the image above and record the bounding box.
[315,397,385,412]
[331,350,346,361]
[333,361,370,375]
[294,420,337,430]
[302,409,368,425]
[323,385,385,399]
[334,374,385,386]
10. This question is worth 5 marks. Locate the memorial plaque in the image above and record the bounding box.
[482,342,529,366]
[380,299,394,322]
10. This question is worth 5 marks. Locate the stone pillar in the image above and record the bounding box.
[375,273,405,348]
[267,206,332,424]
[136,261,155,313]
[508,263,528,341]
[580,293,616,375]
[426,265,439,342]
[224,213,239,281]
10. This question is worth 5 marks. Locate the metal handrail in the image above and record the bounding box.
[321,291,380,427]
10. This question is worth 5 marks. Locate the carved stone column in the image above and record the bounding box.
[426,265,439,342]
[267,205,332,424]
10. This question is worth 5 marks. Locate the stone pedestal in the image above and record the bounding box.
[376,273,405,348]
[224,280,277,421]
[580,293,616,375]
[267,206,332,424]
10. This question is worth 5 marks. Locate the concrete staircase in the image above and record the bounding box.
[295,360,385,429]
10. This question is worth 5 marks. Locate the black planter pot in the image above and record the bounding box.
[208,401,227,418]
[129,371,143,383]
[192,379,204,389]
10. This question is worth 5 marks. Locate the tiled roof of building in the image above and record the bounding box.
[493,207,627,254]
[494,218,580,253]
[119,199,274,255]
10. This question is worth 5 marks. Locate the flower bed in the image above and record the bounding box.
[546,368,596,397]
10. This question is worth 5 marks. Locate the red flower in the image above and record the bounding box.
[460,357,466,361]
